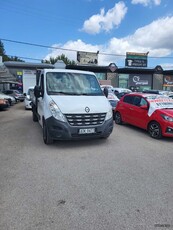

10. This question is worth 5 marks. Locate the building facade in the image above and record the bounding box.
[0,61,173,92]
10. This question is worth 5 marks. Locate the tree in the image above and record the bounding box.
[42,54,76,65]
[0,40,24,62]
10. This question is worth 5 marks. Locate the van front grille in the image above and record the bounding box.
[65,113,106,126]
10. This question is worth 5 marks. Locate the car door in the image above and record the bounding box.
[130,96,149,129]
[120,95,135,123]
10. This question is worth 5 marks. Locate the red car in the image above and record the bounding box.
[114,92,173,139]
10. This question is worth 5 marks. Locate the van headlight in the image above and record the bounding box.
[161,114,173,122]
[105,107,113,121]
[49,101,66,122]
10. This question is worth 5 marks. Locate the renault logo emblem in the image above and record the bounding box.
[85,107,90,113]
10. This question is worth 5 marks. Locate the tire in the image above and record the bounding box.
[114,112,122,125]
[32,111,38,122]
[148,121,162,139]
[43,121,53,145]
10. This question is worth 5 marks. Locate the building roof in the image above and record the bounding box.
[0,63,16,83]
[4,61,54,69]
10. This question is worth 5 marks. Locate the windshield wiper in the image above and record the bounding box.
[48,91,82,95]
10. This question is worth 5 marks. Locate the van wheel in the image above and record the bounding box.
[115,112,122,125]
[43,121,53,145]
[32,111,38,122]
[148,121,162,139]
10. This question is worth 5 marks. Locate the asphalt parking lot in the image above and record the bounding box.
[0,103,173,230]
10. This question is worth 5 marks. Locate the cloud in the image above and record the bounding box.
[81,1,128,34]
[131,0,161,7]
[44,39,101,62]
[44,16,173,67]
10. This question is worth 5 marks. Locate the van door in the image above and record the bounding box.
[37,74,44,126]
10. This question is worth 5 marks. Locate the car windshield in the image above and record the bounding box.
[46,72,103,96]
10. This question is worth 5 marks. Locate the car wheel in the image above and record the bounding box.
[148,121,162,139]
[32,111,38,122]
[43,121,53,145]
[115,112,122,125]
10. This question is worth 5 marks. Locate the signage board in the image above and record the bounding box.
[125,58,147,67]
[163,75,173,86]
[128,74,152,87]
[125,52,148,67]
[77,51,98,65]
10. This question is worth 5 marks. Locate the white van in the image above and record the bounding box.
[32,68,113,144]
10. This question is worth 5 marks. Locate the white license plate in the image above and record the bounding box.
[79,128,95,134]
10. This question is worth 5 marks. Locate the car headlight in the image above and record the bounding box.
[161,114,173,122]
[49,101,66,122]
[105,107,113,121]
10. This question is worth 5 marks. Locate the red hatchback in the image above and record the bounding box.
[114,93,173,139]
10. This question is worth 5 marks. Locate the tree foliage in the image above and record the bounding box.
[0,40,24,62]
[42,54,76,65]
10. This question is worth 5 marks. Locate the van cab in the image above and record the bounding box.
[32,69,113,144]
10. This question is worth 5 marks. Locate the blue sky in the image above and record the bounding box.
[1,0,173,68]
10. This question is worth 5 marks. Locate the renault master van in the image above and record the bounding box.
[32,69,113,144]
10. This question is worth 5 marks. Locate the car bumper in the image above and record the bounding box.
[45,116,114,140]
[162,124,173,137]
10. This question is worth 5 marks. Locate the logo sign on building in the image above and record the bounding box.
[128,74,152,87]
[125,52,148,67]
[77,51,98,65]
[163,75,173,86]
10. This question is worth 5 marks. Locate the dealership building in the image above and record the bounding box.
[0,58,173,92]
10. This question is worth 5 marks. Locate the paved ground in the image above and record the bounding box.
[0,103,173,230]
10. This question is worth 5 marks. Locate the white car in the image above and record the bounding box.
[24,86,34,109]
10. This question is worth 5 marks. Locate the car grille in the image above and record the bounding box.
[65,113,106,126]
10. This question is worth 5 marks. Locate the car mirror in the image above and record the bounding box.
[34,86,43,98]
[103,87,108,97]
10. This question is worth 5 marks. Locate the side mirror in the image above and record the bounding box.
[23,93,26,96]
[103,87,108,98]
[34,86,43,98]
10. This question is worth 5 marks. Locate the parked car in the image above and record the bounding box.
[113,87,132,94]
[114,92,173,139]
[2,89,25,102]
[0,92,16,106]
[24,86,34,109]
[142,89,170,95]
[0,98,9,110]
[107,93,119,119]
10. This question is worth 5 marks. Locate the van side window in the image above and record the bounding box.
[38,74,44,96]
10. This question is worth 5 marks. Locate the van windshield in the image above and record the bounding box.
[46,72,103,96]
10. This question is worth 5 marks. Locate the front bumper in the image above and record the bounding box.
[45,116,114,140]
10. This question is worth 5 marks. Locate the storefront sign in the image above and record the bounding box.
[125,58,147,67]
[125,52,148,67]
[129,74,152,87]
[163,75,173,86]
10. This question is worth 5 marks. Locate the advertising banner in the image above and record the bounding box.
[125,52,148,67]
[148,97,173,116]
[129,74,152,87]
[77,51,98,65]
[163,75,173,86]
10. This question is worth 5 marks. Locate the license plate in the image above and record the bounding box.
[79,128,95,134]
